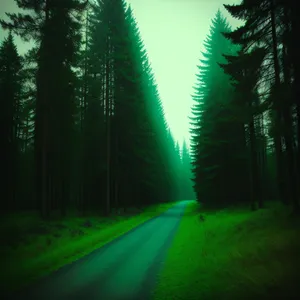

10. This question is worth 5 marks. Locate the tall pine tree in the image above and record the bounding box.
[0,32,23,212]
[190,10,245,207]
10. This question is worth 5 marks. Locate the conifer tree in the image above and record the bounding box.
[1,0,87,218]
[190,10,244,207]
[0,0,184,217]
[84,0,179,213]
[0,32,23,211]
[220,47,268,209]
[180,140,195,200]
[125,6,180,204]
[224,0,299,211]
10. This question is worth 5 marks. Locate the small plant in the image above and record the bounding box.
[199,214,205,222]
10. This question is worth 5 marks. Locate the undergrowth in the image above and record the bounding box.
[153,200,300,299]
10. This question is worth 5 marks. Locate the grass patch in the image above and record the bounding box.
[0,202,176,294]
[153,201,300,299]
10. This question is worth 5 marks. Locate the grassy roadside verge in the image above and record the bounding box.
[0,202,176,293]
[153,201,300,299]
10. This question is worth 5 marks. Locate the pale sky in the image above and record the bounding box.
[0,0,242,147]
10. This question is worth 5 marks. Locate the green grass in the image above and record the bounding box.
[0,202,176,293]
[153,201,300,299]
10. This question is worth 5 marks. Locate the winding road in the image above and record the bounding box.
[11,200,188,300]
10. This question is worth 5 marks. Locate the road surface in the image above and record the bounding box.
[9,201,188,300]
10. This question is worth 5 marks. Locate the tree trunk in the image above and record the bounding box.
[105,49,111,215]
[270,0,285,204]
[289,1,300,212]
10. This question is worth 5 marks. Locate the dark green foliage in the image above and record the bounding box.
[0,0,181,218]
[223,0,299,211]
[190,10,247,207]
[190,1,299,212]
[179,140,195,200]
[0,32,23,211]
[221,47,268,209]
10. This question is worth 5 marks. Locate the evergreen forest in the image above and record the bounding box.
[0,0,299,299]
[0,0,194,218]
[190,3,300,214]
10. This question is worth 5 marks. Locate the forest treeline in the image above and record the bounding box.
[0,0,194,219]
[3,0,299,219]
[190,0,300,213]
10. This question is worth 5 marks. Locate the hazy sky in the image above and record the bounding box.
[0,0,242,147]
